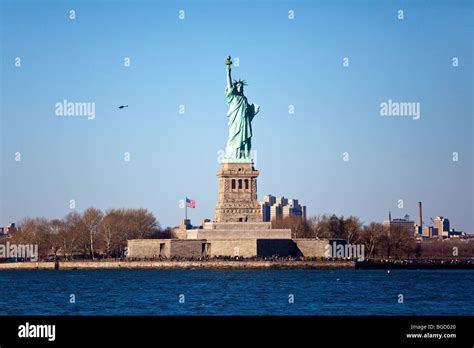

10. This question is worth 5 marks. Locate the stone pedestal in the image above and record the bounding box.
[214,162,262,222]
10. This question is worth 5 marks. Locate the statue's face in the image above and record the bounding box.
[236,83,243,94]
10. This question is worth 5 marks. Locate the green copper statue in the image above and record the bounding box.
[223,55,260,162]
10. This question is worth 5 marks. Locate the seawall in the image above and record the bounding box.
[0,260,355,270]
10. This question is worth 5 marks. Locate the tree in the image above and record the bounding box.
[358,223,384,259]
[387,225,416,258]
[82,208,104,260]
[97,208,160,257]
[328,214,345,239]
[59,212,83,260]
[5,207,163,261]
[12,217,51,259]
[308,215,332,239]
[271,216,312,239]
[344,216,362,244]
[99,209,122,258]
[48,218,65,259]
[306,214,361,241]
[127,208,160,239]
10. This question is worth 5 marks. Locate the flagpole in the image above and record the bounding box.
[185,197,187,221]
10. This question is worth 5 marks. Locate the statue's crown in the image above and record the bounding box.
[233,79,247,86]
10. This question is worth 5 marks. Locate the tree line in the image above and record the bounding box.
[3,208,167,260]
[272,215,474,259]
[2,210,472,260]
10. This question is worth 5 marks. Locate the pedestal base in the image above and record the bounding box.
[214,162,262,222]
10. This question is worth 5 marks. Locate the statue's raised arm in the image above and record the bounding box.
[225,55,233,89]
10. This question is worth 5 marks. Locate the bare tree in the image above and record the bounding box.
[99,209,121,257]
[48,219,64,259]
[271,216,311,239]
[96,208,160,257]
[328,214,345,239]
[387,225,416,258]
[59,212,83,260]
[308,215,332,239]
[82,208,104,260]
[127,208,160,239]
[12,217,50,259]
[344,216,362,244]
[358,222,384,258]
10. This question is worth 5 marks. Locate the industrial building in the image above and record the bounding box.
[383,212,415,235]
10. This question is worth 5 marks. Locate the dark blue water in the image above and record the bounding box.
[0,269,472,315]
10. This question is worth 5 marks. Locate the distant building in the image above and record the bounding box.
[448,229,464,238]
[261,194,306,222]
[0,223,16,236]
[434,216,450,239]
[414,202,465,240]
[383,213,415,236]
[422,226,438,239]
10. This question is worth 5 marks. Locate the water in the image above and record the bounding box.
[0,269,472,315]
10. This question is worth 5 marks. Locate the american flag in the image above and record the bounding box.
[186,198,196,208]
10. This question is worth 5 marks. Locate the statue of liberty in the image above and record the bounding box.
[223,55,260,162]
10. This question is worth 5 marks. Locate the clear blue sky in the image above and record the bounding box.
[1,0,473,232]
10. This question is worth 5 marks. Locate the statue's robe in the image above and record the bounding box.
[224,85,258,160]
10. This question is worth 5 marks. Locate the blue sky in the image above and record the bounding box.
[1,0,473,232]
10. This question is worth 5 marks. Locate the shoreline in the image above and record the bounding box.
[0,260,355,270]
[0,259,472,270]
